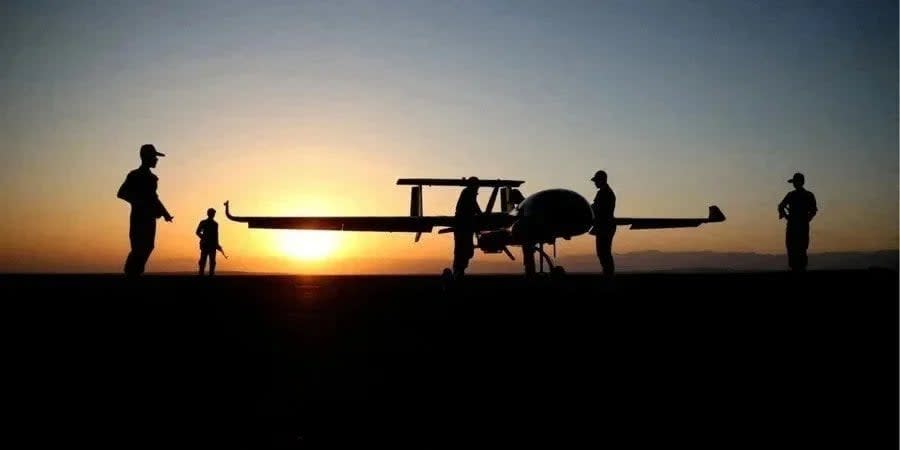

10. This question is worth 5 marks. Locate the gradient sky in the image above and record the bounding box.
[2,0,897,273]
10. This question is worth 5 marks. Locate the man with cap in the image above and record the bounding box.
[590,170,616,278]
[778,172,817,271]
[117,144,174,277]
[452,176,483,280]
[196,207,222,276]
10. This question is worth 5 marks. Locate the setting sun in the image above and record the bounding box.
[279,231,340,261]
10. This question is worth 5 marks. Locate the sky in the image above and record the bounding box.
[1,0,897,274]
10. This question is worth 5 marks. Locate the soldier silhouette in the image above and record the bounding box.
[778,172,817,271]
[589,170,616,278]
[196,208,223,276]
[117,144,173,277]
[452,176,482,280]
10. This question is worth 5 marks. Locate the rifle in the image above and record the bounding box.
[217,245,228,259]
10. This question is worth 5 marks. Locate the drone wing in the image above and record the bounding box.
[224,201,514,233]
[615,206,726,230]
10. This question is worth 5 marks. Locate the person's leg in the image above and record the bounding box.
[601,228,616,277]
[452,231,472,279]
[786,226,796,271]
[138,220,156,275]
[125,215,140,276]
[125,237,137,276]
[522,243,536,277]
[209,250,216,276]
[453,249,470,278]
[199,250,208,275]
[596,228,615,277]
[130,219,155,276]
[798,223,810,271]
[787,223,810,272]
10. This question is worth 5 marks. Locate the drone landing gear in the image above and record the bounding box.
[527,242,565,278]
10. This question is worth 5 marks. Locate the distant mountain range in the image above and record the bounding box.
[158,249,899,274]
[539,249,899,273]
[3,250,895,275]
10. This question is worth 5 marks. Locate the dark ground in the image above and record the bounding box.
[3,270,898,448]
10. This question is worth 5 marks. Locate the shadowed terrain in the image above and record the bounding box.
[4,270,897,448]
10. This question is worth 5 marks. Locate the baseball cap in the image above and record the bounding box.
[787,172,804,183]
[591,170,607,182]
[140,144,166,158]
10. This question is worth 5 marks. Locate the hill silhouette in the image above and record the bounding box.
[3,249,895,275]
[92,249,900,275]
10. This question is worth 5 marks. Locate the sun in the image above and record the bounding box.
[279,231,339,261]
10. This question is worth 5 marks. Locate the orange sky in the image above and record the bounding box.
[1,2,896,274]
[0,139,895,274]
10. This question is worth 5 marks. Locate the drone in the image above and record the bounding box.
[225,177,725,276]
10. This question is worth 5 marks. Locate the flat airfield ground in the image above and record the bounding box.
[4,270,897,448]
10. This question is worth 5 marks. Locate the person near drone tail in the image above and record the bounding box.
[196,207,223,276]
[452,177,483,280]
[590,170,616,278]
[778,172,817,271]
[117,144,174,277]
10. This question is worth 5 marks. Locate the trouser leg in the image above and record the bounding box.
[126,218,155,276]
[786,223,809,271]
[522,243,536,277]
[453,232,473,278]
[595,227,616,277]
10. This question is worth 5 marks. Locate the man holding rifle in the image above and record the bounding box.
[196,207,226,276]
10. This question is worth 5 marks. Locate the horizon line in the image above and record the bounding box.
[3,267,897,276]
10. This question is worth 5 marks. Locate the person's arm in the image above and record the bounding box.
[158,199,173,222]
[778,193,789,219]
[117,174,133,203]
[196,221,204,238]
[808,193,817,221]
[609,192,616,220]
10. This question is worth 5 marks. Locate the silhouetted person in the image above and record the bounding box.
[453,177,482,280]
[117,144,173,277]
[590,170,616,278]
[778,172,817,271]
[196,208,221,276]
[522,243,537,277]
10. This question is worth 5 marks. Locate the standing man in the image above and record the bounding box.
[590,170,616,278]
[778,172,817,271]
[117,144,174,277]
[452,176,483,280]
[196,208,222,276]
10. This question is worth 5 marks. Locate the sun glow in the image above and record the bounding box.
[279,231,340,261]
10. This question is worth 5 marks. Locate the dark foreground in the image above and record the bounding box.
[4,270,898,448]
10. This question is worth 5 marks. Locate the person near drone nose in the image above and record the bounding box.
[452,176,483,279]
[590,169,616,278]
[778,172,817,271]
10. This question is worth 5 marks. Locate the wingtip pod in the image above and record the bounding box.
[709,205,725,223]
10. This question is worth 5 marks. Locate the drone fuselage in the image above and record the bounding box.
[476,188,594,253]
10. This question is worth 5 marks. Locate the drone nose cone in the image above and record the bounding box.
[516,189,593,240]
